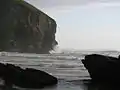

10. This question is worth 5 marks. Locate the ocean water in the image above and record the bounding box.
[0,50,119,90]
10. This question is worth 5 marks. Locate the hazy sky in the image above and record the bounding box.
[25,0,120,50]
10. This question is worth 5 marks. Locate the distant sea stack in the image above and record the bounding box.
[0,0,58,53]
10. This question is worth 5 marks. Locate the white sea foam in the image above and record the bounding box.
[0,50,119,90]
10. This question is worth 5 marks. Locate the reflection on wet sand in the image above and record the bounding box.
[0,80,120,90]
[83,80,120,90]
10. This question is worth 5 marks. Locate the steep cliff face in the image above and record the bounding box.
[0,0,57,53]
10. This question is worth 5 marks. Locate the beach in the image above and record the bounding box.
[0,51,119,90]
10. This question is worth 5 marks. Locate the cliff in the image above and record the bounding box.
[0,0,57,53]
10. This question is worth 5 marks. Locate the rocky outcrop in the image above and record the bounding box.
[0,0,58,53]
[82,54,120,83]
[0,63,58,88]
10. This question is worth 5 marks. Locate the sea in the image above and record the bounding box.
[0,50,120,90]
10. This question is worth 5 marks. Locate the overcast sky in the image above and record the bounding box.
[25,0,120,51]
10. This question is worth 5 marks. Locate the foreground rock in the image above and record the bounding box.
[0,63,58,88]
[82,54,120,83]
[0,0,57,53]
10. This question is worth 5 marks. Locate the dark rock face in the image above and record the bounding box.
[82,54,120,83]
[0,63,58,88]
[0,0,57,53]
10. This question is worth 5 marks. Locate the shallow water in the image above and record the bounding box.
[0,51,119,90]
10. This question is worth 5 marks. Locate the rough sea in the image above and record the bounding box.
[0,50,120,90]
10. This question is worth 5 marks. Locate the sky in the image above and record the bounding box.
[25,0,120,51]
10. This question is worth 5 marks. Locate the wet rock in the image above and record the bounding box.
[0,0,57,54]
[0,63,58,88]
[82,54,120,82]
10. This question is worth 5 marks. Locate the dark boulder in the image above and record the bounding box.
[0,63,58,88]
[0,0,57,54]
[82,54,120,82]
